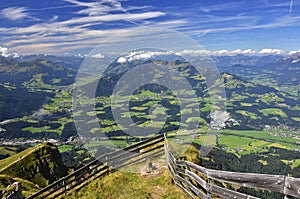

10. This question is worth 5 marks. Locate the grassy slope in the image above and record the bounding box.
[0,142,68,188]
[64,144,201,199]
[0,144,53,197]
[0,144,45,171]
[0,147,18,158]
[64,168,189,199]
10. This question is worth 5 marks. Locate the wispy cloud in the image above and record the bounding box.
[64,0,152,17]
[0,8,166,55]
[199,2,246,13]
[65,0,125,16]
[29,5,78,11]
[1,6,41,21]
[1,7,29,20]
[0,11,165,38]
[185,14,300,37]
[289,0,294,15]
[1,0,300,55]
[59,12,165,25]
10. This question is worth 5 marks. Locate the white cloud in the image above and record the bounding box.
[0,1,298,56]
[49,15,59,22]
[115,50,178,63]
[1,7,28,20]
[190,15,300,37]
[91,53,105,59]
[65,0,151,17]
[178,49,258,56]
[217,50,230,55]
[0,46,18,57]
[259,48,284,54]
[65,0,124,16]
[118,50,176,62]
[149,20,188,28]
[0,46,9,57]
[60,12,165,25]
[117,56,127,63]
[0,2,161,55]
[289,50,300,55]
[241,49,256,54]
[178,50,210,55]
[65,0,144,16]
[230,49,242,54]
[75,53,87,57]
[226,49,256,55]
[0,10,166,55]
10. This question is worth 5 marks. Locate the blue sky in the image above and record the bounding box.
[0,0,300,55]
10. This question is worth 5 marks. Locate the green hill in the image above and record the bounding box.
[64,164,189,199]
[0,85,52,121]
[0,57,76,87]
[0,142,68,189]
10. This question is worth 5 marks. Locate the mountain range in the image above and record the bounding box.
[0,52,299,141]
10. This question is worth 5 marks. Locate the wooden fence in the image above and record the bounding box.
[27,133,300,199]
[26,134,164,199]
[164,134,300,199]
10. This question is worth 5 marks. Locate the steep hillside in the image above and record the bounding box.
[0,175,40,198]
[17,54,83,71]
[215,53,300,95]
[0,142,68,188]
[0,57,76,87]
[0,85,52,121]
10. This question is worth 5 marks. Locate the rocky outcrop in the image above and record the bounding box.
[1,182,24,199]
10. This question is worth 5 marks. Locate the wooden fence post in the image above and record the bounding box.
[207,178,212,199]
[63,180,66,196]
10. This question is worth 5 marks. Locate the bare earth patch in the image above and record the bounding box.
[140,162,163,178]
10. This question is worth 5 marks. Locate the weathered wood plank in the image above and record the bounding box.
[206,169,285,193]
[110,144,164,167]
[175,181,196,199]
[175,166,207,190]
[185,161,207,174]
[165,145,176,170]
[211,184,260,199]
[107,133,164,158]
[284,176,300,197]
[176,174,208,199]
[167,163,176,179]
[165,144,177,184]
[175,160,186,167]
[175,167,186,176]
[113,148,164,170]
[175,175,199,199]
[165,147,176,163]
[185,169,207,190]
[107,137,164,161]
[166,156,176,176]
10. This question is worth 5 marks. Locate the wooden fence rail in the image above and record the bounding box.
[164,134,300,199]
